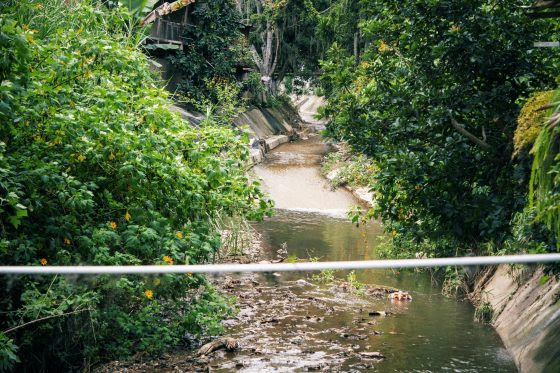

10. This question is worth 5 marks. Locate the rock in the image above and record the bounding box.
[305,363,323,371]
[326,169,340,181]
[388,291,412,301]
[359,351,385,359]
[368,311,388,317]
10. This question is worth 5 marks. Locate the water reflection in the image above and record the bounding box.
[253,210,516,372]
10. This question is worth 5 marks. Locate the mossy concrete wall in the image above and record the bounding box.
[472,265,560,372]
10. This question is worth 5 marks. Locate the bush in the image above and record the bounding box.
[474,301,493,324]
[0,1,271,370]
[319,0,560,257]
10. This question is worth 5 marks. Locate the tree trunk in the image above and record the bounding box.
[354,32,360,65]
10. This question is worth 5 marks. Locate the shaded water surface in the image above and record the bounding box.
[248,210,516,372]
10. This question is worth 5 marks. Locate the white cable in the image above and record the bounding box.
[0,253,559,275]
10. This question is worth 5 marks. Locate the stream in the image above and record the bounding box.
[108,130,518,372]
[210,132,517,372]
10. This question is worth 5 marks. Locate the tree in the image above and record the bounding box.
[319,0,560,256]
[167,0,247,102]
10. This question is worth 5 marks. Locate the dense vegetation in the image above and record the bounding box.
[0,0,270,370]
[3,0,560,370]
[315,0,560,259]
[167,0,250,102]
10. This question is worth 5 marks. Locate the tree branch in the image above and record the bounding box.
[4,308,92,334]
[450,115,492,151]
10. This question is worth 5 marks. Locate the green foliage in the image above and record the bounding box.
[168,0,247,103]
[319,0,560,257]
[0,333,19,372]
[474,301,493,324]
[539,274,551,285]
[311,268,338,283]
[345,270,366,295]
[321,147,377,189]
[489,207,555,256]
[442,266,468,297]
[514,90,555,157]
[530,90,560,249]
[241,71,266,105]
[0,0,271,370]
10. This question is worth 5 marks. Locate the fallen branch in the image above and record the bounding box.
[449,115,492,151]
[197,337,238,356]
[140,0,195,27]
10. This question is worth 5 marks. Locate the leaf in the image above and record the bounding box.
[539,275,550,286]
[8,215,20,229]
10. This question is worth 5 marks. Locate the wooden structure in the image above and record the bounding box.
[146,17,186,49]
[143,0,194,50]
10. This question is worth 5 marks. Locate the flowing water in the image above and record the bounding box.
[223,132,517,372]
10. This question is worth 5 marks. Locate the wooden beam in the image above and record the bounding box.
[140,0,195,27]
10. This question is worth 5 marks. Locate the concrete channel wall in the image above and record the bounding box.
[471,265,560,372]
[169,105,298,165]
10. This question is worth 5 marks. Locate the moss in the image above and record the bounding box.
[474,301,494,324]
[514,90,555,157]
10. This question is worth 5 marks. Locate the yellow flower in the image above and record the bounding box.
[391,229,397,237]
[379,40,389,53]
[176,231,183,239]
[186,272,193,277]
[450,25,461,33]
[415,185,421,190]
[163,255,173,264]
[110,221,117,229]
[77,154,86,162]
[63,238,71,245]
[144,289,153,299]
[124,211,131,222]
[40,258,47,266]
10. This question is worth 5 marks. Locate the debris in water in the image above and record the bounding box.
[368,310,390,317]
[197,337,238,356]
[359,351,385,359]
[389,290,412,301]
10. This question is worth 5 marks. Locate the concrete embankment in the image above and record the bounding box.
[471,265,560,372]
[233,106,298,164]
[169,104,299,164]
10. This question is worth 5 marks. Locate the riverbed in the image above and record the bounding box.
[229,132,516,372]
[102,131,517,372]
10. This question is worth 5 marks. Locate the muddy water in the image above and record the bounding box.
[228,133,516,372]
